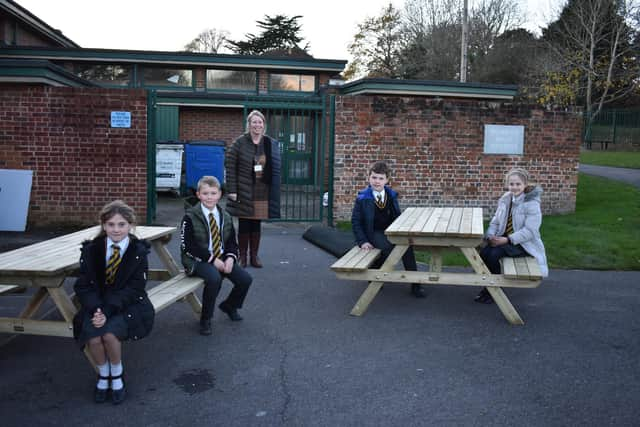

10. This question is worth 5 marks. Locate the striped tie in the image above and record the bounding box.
[105,244,121,285]
[505,204,514,236]
[209,213,222,260]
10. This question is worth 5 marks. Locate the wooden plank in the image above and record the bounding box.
[147,269,173,281]
[471,207,484,237]
[513,257,531,279]
[396,208,424,233]
[185,293,203,317]
[434,207,454,234]
[353,249,381,270]
[525,257,543,279]
[421,207,443,234]
[47,287,78,323]
[349,245,407,316]
[0,285,20,294]
[148,274,205,312]
[500,257,518,279]
[459,208,474,236]
[485,287,524,325]
[385,207,417,234]
[0,317,73,337]
[408,207,435,234]
[331,246,367,271]
[151,240,181,276]
[19,287,49,318]
[334,270,541,288]
[460,247,491,275]
[446,208,464,235]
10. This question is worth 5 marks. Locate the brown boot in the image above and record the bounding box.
[249,232,263,268]
[238,233,249,268]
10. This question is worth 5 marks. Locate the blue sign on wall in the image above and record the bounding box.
[111,111,131,128]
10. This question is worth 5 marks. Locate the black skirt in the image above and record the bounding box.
[76,311,128,348]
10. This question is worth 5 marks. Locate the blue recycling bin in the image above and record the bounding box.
[184,141,226,191]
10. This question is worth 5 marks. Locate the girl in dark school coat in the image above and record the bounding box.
[73,200,154,404]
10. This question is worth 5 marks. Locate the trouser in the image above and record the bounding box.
[370,230,418,271]
[480,244,528,274]
[238,219,261,234]
[192,261,252,320]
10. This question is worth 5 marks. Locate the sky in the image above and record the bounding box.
[15,0,561,61]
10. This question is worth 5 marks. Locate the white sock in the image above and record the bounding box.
[110,362,123,390]
[97,363,109,390]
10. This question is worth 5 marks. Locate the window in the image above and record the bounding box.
[139,67,193,88]
[73,64,131,86]
[270,73,315,92]
[206,69,256,92]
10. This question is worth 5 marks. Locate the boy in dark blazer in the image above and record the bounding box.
[351,161,425,298]
[180,176,252,336]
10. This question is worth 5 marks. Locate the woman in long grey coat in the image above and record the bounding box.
[475,168,548,303]
[225,110,281,268]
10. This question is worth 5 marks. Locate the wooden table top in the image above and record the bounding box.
[385,207,484,238]
[0,226,175,276]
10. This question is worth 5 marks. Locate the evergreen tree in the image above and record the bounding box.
[227,15,309,55]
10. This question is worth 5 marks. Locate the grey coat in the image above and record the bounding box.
[486,186,549,277]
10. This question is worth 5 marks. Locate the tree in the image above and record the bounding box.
[344,3,403,80]
[227,15,309,55]
[184,28,230,53]
[542,0,640,117]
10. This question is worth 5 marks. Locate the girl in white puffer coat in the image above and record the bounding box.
[475,168,548,304]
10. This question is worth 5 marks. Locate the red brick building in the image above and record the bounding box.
[0,0,582,227]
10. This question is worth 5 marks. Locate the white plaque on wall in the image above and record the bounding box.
[483,124,524,155]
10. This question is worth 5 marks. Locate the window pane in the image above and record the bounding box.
[206,69,256,91]
[270,73,315,92]
[141,68,192,87]
[73,64,131,86]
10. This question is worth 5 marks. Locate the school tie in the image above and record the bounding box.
[375,193,385,209]
[209,213,222,260]
[505,204,514,236]
[105,244,121,285]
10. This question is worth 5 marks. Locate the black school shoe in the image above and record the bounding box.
[411,284,426,298]
[200,319,213,335]
[111,376,126,405]
[219,302,243,321]
[474,288,494,304]
[94,376,109,403]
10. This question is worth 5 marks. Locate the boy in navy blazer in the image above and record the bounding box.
[351,161,425,298]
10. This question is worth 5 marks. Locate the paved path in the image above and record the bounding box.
[579,164,640,189]
[2,222,640,426]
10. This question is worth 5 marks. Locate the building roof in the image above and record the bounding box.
[0,58,97,86]
[340,78,518,100]
[0,46,347,73]
[1,0,79,47]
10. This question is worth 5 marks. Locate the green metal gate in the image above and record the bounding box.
[243,95,330,222]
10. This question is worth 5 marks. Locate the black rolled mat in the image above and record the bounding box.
[302,225,354,258]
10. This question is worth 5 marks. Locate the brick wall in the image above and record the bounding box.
[0,85,148,226]
[332,95,582,221]
[179,107,244,145]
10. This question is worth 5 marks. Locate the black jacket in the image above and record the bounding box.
[73,235,154,340]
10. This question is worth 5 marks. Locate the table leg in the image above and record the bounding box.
[151,240,181,276]
[350,245,408,316]
[19,287,49,318]
[460,247,524,325]
[430,248,442,273]
[185,292,202,317]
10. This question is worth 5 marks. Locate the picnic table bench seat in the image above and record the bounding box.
[147,273,204,313]
[500,256,542,283]
[330,246,381,273]
[0,284,21,295]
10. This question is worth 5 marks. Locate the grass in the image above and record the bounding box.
[580,150,640,169]
[337,174,640,270]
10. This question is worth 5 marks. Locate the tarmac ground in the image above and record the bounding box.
[1,171,640,426]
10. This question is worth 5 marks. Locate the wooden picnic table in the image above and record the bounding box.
[332,207,542,325]
[0,225,181,340]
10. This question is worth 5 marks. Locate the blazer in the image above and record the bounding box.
[180,202,239,274]
[486,186,549,277]
[351,185,402,247]
[73,235,154,340]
